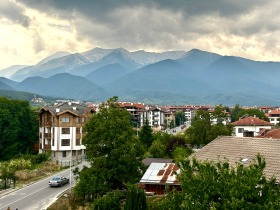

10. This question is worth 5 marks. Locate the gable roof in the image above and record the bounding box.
[140,163,180,185]
[257,129,280,139]
[190,136,280,182]
[232,116,272,126]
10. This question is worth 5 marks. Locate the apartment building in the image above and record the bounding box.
[140,106,165,130]
[38,101,94,164]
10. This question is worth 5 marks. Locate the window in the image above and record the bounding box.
[82,117,85,123]
[62,128,70,134]
[72,150,76,156]
[62,117,70,123]
[61,139,70,146]
[78,150,82,155]
[238,128,244,133]
[76,127,80,134]
[76,139,81,146]
[76,117,79,123]
[62,151,67,157]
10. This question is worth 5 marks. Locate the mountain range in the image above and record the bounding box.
[0,47,280,106]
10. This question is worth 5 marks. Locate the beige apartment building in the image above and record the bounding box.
[38,101,94,165]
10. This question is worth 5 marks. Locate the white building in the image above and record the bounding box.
[140,106,165,130]
[38,102,94,165]
[232,116,272,137]
[267,109,280,126]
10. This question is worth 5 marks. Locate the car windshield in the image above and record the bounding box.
[51,177,61,181]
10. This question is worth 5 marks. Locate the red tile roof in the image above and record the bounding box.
[232,116,272,126]
[257,129,280,139]
[268,110,280,115]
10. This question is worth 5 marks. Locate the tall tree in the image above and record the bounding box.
[139,118,154,148]
[0,97,38,160]
[185,110,211,146]
[175,111,186,126]
[74,96,145,200]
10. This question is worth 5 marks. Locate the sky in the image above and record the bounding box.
[0,0,280,70]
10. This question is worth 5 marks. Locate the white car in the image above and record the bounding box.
[49,176,69,187]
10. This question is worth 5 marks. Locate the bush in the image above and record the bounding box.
[92,190,125,210]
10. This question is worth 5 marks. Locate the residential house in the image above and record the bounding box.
[38,102,94,164]
[256,128,280,139]
[267,109,280,126]
[139,162,181,195]
[231,116,272,137]
[190,136,280,182]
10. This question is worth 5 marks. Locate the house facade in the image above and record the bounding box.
[38,102,94,164]
[140,106,165,130]
[267,109,280,126]
[231,116,272,137]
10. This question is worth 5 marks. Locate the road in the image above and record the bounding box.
[0,162,89,210]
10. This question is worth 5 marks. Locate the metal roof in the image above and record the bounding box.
[140,162,180,185]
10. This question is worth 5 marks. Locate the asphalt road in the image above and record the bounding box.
[0,162,89,210]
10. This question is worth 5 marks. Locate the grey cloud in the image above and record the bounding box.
[0,1,31,27]
[16,0,267,20]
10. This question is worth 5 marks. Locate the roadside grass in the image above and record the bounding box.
[47,189,91,210]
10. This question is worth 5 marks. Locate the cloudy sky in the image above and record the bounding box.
[0,0,279,69]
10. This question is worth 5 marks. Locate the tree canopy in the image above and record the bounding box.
[230,104,269,122]
[139,118,154,148]
[149,155,280,209]
[0,97,38,160]
[74,96,145,200]
[185,110,232,147]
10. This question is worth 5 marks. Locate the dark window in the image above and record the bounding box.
[76,127,80,134]
[238,128,244,133]
[76,139,81,146]
[62,128,70,134]
[61,139,70,146]
[62,151,67,157]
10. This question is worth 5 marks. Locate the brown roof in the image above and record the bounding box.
[268,110,280,115]
[232,116,272,126]
[190,136,280,182]
[257,129,280,139]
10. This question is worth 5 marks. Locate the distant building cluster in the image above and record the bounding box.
[38,99,280,164]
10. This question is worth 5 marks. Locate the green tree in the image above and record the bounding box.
[0,97,38,160]
[124,185,147,210]
[139,118,154,148]
[74,97,145,200]
[175,111,186,126]
[211,104,229,125]
[185,109,233,147]
[174,155,280,209]
[230,104,269,122]
[185,110,211,146]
